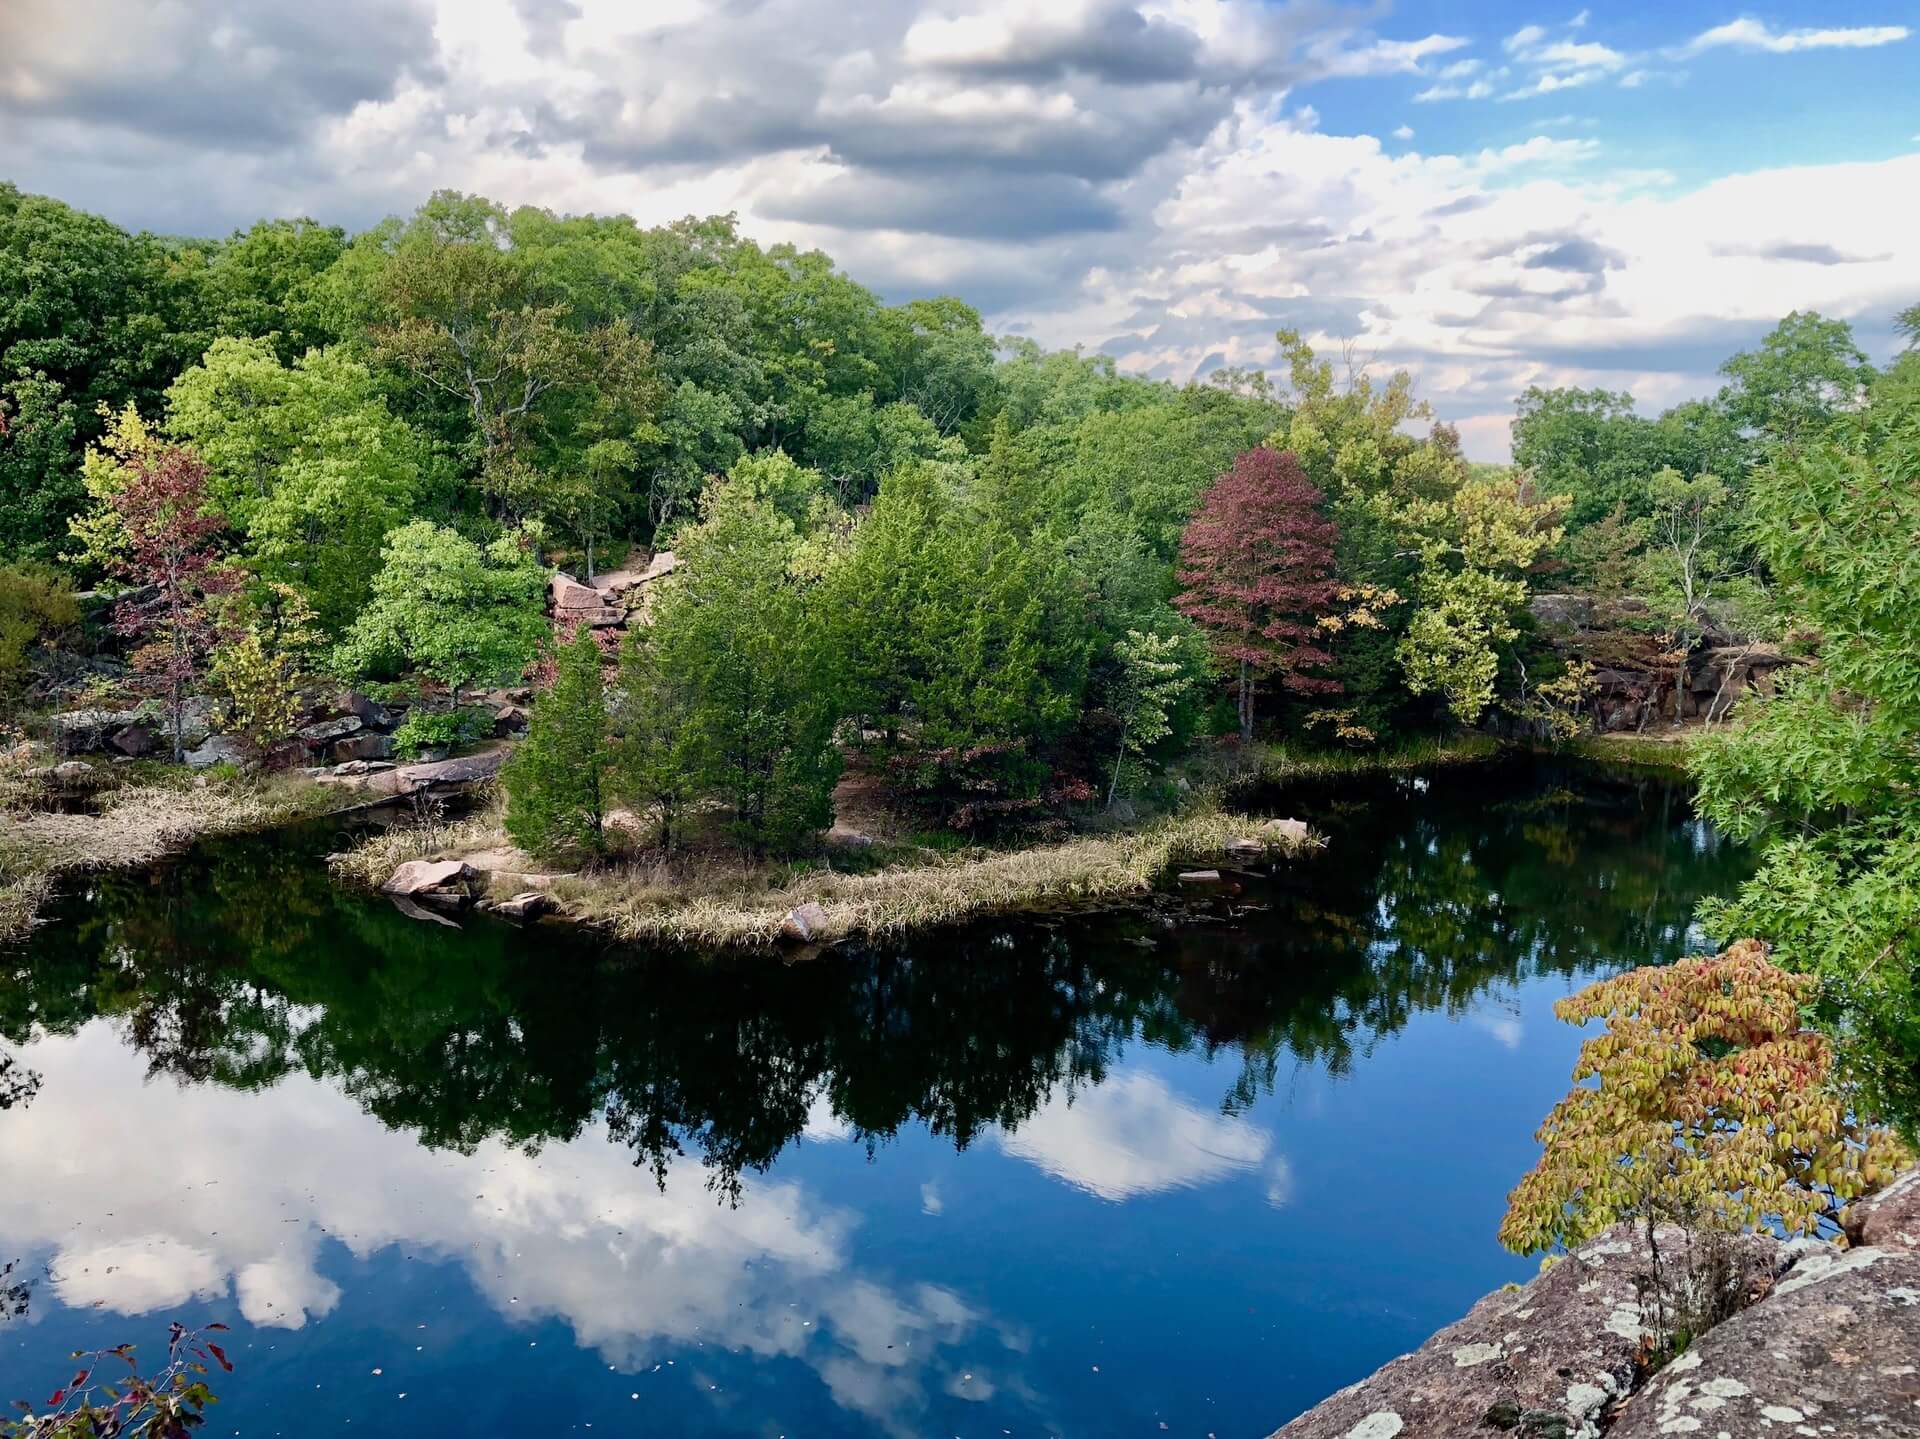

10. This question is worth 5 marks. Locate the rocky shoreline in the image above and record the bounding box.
[1269,1168,1920,1438]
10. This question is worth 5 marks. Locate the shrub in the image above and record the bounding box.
[0,560,80,700]
[392,706,491,759]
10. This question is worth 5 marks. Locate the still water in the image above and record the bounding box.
[0,760,1747,1437]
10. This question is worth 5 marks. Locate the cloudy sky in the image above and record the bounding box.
[3,0,1916,456]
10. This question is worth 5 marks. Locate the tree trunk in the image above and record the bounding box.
[1238,660,1255,744]
[1108,722,1129,809]
[586,534,596,583]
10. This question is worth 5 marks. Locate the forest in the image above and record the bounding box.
[1,180,1917,1105]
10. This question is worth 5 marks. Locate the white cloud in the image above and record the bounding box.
[993,1070,1273,1201]
[1392,124,1414,140]
[2,1024,1019,1435]
[1671,18,1911,58]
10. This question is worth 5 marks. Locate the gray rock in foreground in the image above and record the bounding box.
[1607,1241,1920,1439]
[1266,1226,1785,1439]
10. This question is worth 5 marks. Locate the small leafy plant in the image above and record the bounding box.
[392,706,491,759]
[5,1322,232,1438]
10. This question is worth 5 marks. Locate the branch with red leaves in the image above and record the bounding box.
[5,1322,233,1439]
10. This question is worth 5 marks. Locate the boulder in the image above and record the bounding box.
[1177,869,1222,884]
[110,723,157,757]
[332,759,395,777]
[51,760,94,783]
[1225,837,1267,860]
[1530,593,1595,630]
[331,732,394,763]
[381,859,481,900]
[573,606,627,628]
[385,750,506,795]
[298,715,364,743]
[492,890,552,921]
[824,825,874,849]
[550,573,603,610]
[176,696,219,749]
[184,735,249,769]
[780,901,831,943]
[1268,1225,1786,1439]
[1262,817,1312,848]
[635,550,679,584]
[340,691,395,729]
[590,568,642,596]
[1847,1165,1920,1253]
[1607,1239,1920,1439]
[493,704,529,737]
[53,708,140,754]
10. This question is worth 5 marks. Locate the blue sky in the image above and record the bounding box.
[3,0,1916,456]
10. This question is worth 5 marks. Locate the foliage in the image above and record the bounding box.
[0,561,79,699]
[390,706,493,759]
[1389,473,1567,725]
[1717,310,1874,447]
[644,482,840,854]
[209,584,324,754]
[1105,628,1199,804]
[1174,447,1341,742]
[3,1322,231,1439]
[1692,353,1920,1124]
[76,440,240,760]
[336,521,549,700]
[1500,942,1912,1255]
[165,338,426,631]
[504,627,610,859]
[612,625,701,850]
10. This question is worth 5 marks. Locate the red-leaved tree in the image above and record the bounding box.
[107,446,240,761]
[1174,447,1340,742]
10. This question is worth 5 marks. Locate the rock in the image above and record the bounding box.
[53,708,140,754]
[1225,837,1267,860]
[493,704,529,737]
[1262,817,1312,848]
[493,891,551,921]
[318,748,507,795]
[110,723,157,757]
[184,735,249,769]
[340,691,395,729]
[298,715,363,743]
[550,573,603,610]
[1847,1165,1920,1252]
[331,759,395,777]
[590,568,642,596]
[1529,593,1595,630]
[51,760,94,783]
[389,894,461,928]
[780,901,831,942]
[571,606,626,628]
[1109,798,1137,823]
[635,550,679,584]
[331,732,394,763]
[1177,869,1222,884]
[1267,1225,1786,1439]
[176,696,219,749]
[824,825,875,849]
[1607,1238,1920,1439]
[380,859,481,900]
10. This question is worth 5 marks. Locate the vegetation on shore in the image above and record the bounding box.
[332,793,1318,948]
[0,753,345,940]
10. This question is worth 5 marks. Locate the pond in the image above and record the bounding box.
[0,759,1748,1437]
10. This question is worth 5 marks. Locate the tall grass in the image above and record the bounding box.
[1220,733,1504,792]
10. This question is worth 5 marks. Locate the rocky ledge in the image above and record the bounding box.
[1268,1167,1920,1439]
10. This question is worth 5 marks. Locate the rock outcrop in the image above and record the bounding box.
[1269,1166,1920,1439]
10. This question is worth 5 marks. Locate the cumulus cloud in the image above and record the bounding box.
[0,0,1913,461]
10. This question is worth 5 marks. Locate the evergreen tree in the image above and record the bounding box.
[504,626,609,860]
[612,625,701,851]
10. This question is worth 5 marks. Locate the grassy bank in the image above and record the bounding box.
[1559,732,1698,773]
[0,760,350,941]
[331,803,1322,949]
[1216,733,1505,792]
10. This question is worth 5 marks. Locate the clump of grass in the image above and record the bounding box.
[0,765,351,940]
[327,796,511,887]
[1561,733,1696,772]
[568,809,1320,947]
[1194,732,1503,795]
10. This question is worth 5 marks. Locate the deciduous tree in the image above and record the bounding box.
[1174,447,1340,742]
[504,626,609,859]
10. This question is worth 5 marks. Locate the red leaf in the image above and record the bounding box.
[206,1343,233,1373]
[47,1388,66,1406]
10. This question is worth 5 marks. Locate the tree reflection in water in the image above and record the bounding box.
[1,759,1749,1202]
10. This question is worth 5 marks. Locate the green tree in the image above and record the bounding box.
[200,217,347,362]
[336,521,549,702]
[1717,310,1874,447]
[504,627,609,859]
[612,625,702,850]
[647,482,840,854]
[1692,352,1920,1122]
[1105,629,1196,805]
[165,338,426,630]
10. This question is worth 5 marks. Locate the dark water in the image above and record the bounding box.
[0,760,1748,1437]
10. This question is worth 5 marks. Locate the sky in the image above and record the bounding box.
[3,0,1916,458]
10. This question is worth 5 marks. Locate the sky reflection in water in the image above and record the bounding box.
[0,760,1748,1436]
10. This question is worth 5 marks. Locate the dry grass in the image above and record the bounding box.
[0,761,348,941]
[327,801,512,887]
[331,802,1322,948]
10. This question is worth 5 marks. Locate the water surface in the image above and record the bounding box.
[0,760,1747,1437]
